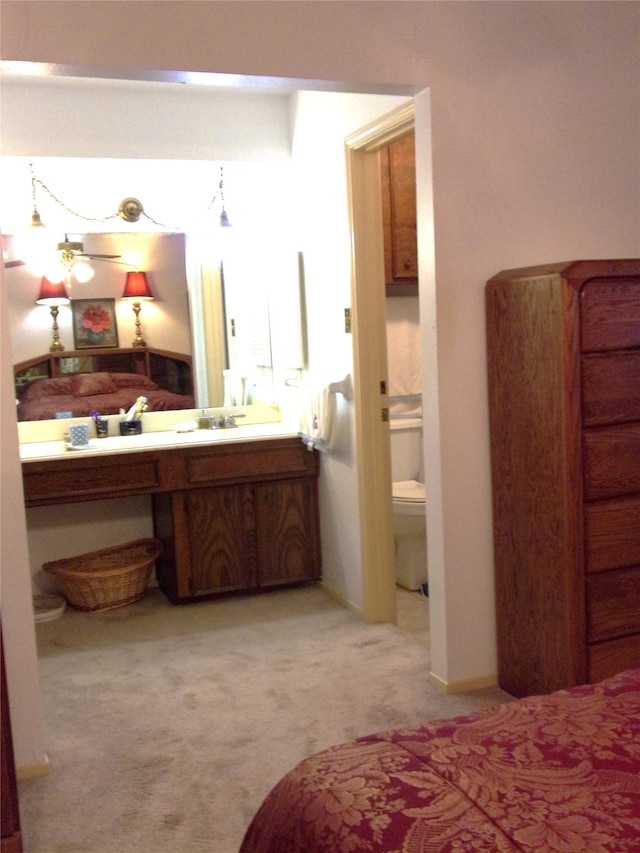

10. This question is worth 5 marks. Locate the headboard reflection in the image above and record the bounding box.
[14,347,193,421]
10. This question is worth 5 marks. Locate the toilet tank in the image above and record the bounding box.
[389,418,424,482]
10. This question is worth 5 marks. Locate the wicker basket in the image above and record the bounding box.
[43,538,162,612]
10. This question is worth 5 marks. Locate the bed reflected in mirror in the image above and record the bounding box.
[6,230,308,421]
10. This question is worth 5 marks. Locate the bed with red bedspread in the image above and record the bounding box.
[240,667,640,853]
[17,371,194,421]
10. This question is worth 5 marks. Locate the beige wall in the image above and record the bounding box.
[289,89,409,608]
[1,1,639,769]
[1,243,47,772]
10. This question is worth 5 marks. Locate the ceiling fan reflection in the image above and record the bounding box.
[52,235,122,289]
[57,235,121,266]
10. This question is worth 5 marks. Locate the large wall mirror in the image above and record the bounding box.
[2,160,308,419]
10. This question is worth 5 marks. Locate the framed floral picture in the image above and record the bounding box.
[72,298,119,349]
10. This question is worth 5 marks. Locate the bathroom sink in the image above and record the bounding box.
[20,421,300,462]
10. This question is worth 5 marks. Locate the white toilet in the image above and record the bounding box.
[390,418,428,590]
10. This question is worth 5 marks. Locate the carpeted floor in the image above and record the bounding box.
[19,585,511,853]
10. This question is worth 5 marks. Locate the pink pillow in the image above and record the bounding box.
[71,372,118,397]
[110,372,159,391]
[20,377,73,400]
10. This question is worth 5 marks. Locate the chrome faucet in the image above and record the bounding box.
[217,413,247,429]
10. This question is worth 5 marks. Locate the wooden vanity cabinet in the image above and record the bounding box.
[152,438,321,603]
[380,132,418,290]
[22,436,321,604]
[486,259,640,698]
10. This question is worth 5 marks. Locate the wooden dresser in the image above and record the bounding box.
[486,259,640,697]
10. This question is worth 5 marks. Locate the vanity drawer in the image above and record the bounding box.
[183,438,318,487]
[580,278,640,352]
[23,452,164,505]
[587,567,640,642]
[581,351,640,426]
[583,423,640,500]
[584,495,640,573]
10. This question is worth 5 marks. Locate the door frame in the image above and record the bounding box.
[345,100,416,624]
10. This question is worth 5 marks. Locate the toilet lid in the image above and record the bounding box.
[392,479,425,502]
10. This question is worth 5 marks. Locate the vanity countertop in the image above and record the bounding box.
[20,421,302,463]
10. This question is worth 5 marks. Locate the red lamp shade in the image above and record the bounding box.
[122,270,153,300]
[36,277,70,305]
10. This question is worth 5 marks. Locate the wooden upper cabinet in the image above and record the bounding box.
[380,132,418,290]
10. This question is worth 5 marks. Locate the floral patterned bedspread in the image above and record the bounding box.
[240,668,640,852]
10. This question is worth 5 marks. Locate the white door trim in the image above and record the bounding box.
[344,100,416,623]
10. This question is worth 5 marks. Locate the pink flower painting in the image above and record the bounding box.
[72,298,119,349]
[81,303,111,334]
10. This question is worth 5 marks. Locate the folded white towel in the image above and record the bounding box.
[389,393,422,419]
[299,382,337,451]
[387,316,422,399]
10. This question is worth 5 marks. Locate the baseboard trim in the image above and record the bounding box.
[319,582,366,622]
[320,583,497,693]
[16,754,50,782]
[429,672,498,695]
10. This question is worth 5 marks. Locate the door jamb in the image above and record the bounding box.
[345,101,415,623]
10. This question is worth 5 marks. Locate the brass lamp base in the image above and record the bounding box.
[48,305,65,352]
[131,301,147,348]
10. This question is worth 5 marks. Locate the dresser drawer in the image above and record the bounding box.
[584,495,640,573]
[580,278,640,352]
[588,634,640,684]
[582,351,640,426]
[583,423,640,500]
[587,567,640,642]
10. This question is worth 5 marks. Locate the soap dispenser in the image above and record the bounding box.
[197,410,211,430]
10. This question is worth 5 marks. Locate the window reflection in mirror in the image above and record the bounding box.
[187,231,307,410]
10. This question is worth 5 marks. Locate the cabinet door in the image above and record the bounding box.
[254,479,320,588]
[380,133,417,287]
[186,486,257,596]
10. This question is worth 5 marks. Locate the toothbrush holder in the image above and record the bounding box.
[95,419,109,438]
[119,420,142,436]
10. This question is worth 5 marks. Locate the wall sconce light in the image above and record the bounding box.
[121,271,154,347]
[36,277,70,352]
[218,167,231,228]
[21,164,53,275]
[26,164,233,236]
